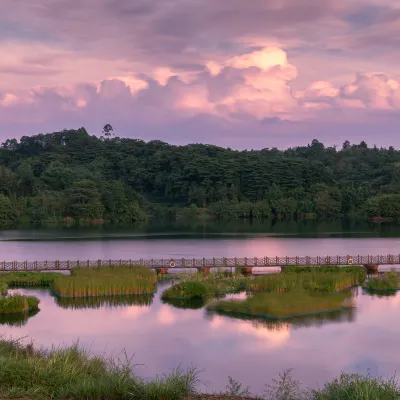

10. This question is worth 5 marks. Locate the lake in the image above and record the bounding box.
[1,221,400,394]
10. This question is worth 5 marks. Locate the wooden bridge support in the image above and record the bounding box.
[364,264,379,275]
[241,266,253,277]
[197,267,211,276]
[155,268,169,276]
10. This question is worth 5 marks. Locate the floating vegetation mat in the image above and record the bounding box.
[0,294,40,314]
[247,271,364,294]
[161,272,247,301]
[363,271,400,292]
[52,266,157,298]
[0,272,62,287]
[207,290,354,320]
[55,294,153,309]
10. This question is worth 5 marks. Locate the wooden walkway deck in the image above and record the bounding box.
[0,255,397,271]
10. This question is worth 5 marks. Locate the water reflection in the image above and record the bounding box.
[206,307,356,330]
[2,285,400,394]
[0,309,39,327]
[55,294,154,309]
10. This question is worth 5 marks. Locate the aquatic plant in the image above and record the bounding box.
[0,282,7,296]
[161,272,248,300]
[52,266,157,298]
[364,271,400,291]
[208,290,353,319]
[248,271,362,294]
[55,294,153,309]
[282,265,366,277]
[0,294,40,314]
[0,271,62,287]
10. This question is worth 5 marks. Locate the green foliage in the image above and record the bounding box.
[248,271,363,293]
[1,129,400,224]
[0,294,40,314]
[364,271,400,291]
[0,271,62,287]
[52,266,157,298]
[0,339,199,400]
[208,290,353,319]
[161,272,247,300]
[0,282,7,296]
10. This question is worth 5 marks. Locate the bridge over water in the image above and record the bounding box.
[0,255,398,274]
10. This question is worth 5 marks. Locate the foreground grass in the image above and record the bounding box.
[0,339,399,399]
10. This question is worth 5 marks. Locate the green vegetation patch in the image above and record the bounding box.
[207,290,353,319]
[161,272,247,301]
[0,339,198,400]
[248,271,363,294]
[52,266,157,298]
[0,294,40,314]
[282,266,365,277]
[0,271,62,287]
[364,271,400,291]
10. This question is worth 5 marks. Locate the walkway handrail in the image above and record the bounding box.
[0,255,398,270]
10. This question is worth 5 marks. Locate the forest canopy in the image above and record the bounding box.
[0,127,399,225]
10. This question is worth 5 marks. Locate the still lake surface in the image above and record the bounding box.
[1,220,400,394]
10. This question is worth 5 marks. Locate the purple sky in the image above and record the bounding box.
[1,0,400,149]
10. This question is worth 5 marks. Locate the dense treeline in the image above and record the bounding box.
[0,127,400,225]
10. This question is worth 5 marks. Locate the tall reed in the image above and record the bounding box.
[364,271,400,291]
[52,266,157,298]
[0,295,40,314]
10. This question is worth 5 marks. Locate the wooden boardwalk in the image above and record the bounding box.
[0,255,398,271]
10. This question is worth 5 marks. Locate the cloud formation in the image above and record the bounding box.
[2,0,400,148]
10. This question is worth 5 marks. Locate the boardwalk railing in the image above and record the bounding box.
[0,255,399,271]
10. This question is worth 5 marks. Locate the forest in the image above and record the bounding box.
[0,126,399,226]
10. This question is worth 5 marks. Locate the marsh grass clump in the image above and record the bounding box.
[364,270,400,291]
[161,272,248,301]
[0,339,199,400]
[0,294,40,314]
[0,282,7,296]
[282,266,366,278]
[248,271,362,294]
[208,290,353,319]
[55,294,153,309]
[52,266,157,298]
[0,271,62,287]
[312,372,400,399]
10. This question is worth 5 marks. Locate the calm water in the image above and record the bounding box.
[1,222,400,394]
[1,285,399,394]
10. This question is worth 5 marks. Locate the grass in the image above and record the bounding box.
[0,282,7,296]
[364,271,400,291]
[247,271,363,294]
[161,272,247,301]
[0,294,40,314]
[0,338,199,400]
[282,266,366,277]
[52,266,157,298]
[55,294,154,309]
[0,339,399,399]
[207,290,354,319]
[0,271,63,287]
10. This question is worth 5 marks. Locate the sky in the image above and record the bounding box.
[1,0,400,149]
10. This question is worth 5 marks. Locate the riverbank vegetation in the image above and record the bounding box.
[207,291,353,319]
[52,266,157,298]
[2,128,400,225]
[0,338,398,399]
